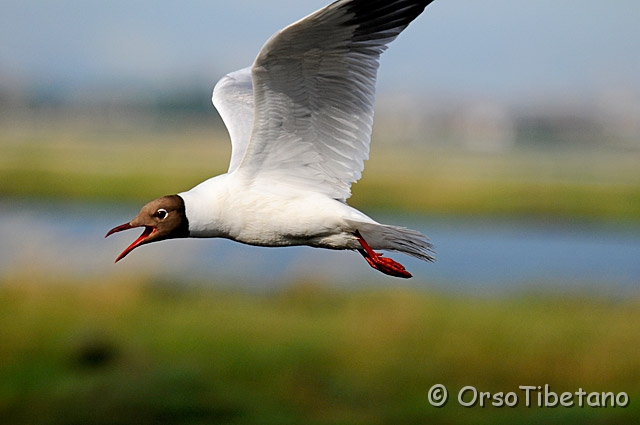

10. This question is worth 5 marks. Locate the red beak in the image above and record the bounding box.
[105,223,156,263]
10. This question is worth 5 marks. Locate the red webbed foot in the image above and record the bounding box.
[354,230,412,279]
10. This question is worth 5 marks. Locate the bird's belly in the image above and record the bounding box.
[225,194,365,250]
[231,213,351,248]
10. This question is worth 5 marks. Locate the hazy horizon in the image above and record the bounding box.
[1,0,639,104]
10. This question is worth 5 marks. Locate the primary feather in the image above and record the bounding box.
[213,0,435,200]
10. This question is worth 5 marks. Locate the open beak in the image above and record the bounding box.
[105,223,156,263]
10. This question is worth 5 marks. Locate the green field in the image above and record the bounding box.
[2,116,639,424]
[1,277,638,425]
[2,117,639,221]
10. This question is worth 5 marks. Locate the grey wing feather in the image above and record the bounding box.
[236,0,435,200]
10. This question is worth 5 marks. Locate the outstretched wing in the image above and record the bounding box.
[211,67,254,173]
[235,0,434,200]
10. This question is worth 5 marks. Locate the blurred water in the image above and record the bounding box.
[1,200,638,294]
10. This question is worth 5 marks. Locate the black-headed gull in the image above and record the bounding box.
[107,0,436,278]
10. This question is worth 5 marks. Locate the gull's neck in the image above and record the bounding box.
[178,173,232,238]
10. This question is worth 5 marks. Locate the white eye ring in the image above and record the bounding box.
[156,209,168,220]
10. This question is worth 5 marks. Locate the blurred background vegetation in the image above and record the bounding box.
[1,1,639,424]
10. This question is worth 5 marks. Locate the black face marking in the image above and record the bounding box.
[106,194,191,263]
[157,195,189,239]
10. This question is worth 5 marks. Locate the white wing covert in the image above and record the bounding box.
[236,0,435,200]
[212,67,254,173]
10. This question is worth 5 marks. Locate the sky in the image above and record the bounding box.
[1,0,639,103]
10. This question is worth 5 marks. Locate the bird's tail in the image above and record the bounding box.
[348,221,436,263]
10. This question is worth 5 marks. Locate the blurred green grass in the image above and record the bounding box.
[2,114,639,425]
[1,277,638,425]
[1,122,639,221]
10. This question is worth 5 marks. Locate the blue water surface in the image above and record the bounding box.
[1,200,638,295]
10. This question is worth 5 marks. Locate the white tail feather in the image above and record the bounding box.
[348,221,435,262]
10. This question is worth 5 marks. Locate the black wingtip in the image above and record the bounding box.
[344,0,436,41]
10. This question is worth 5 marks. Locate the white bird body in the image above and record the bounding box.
[181,172,376,248]
[107,0,437,278]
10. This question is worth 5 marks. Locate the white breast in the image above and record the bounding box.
[179,171,376,248]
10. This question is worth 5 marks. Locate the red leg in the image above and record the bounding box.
[354,230,412,279]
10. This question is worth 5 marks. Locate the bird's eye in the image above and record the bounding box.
[156,209,168,220]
